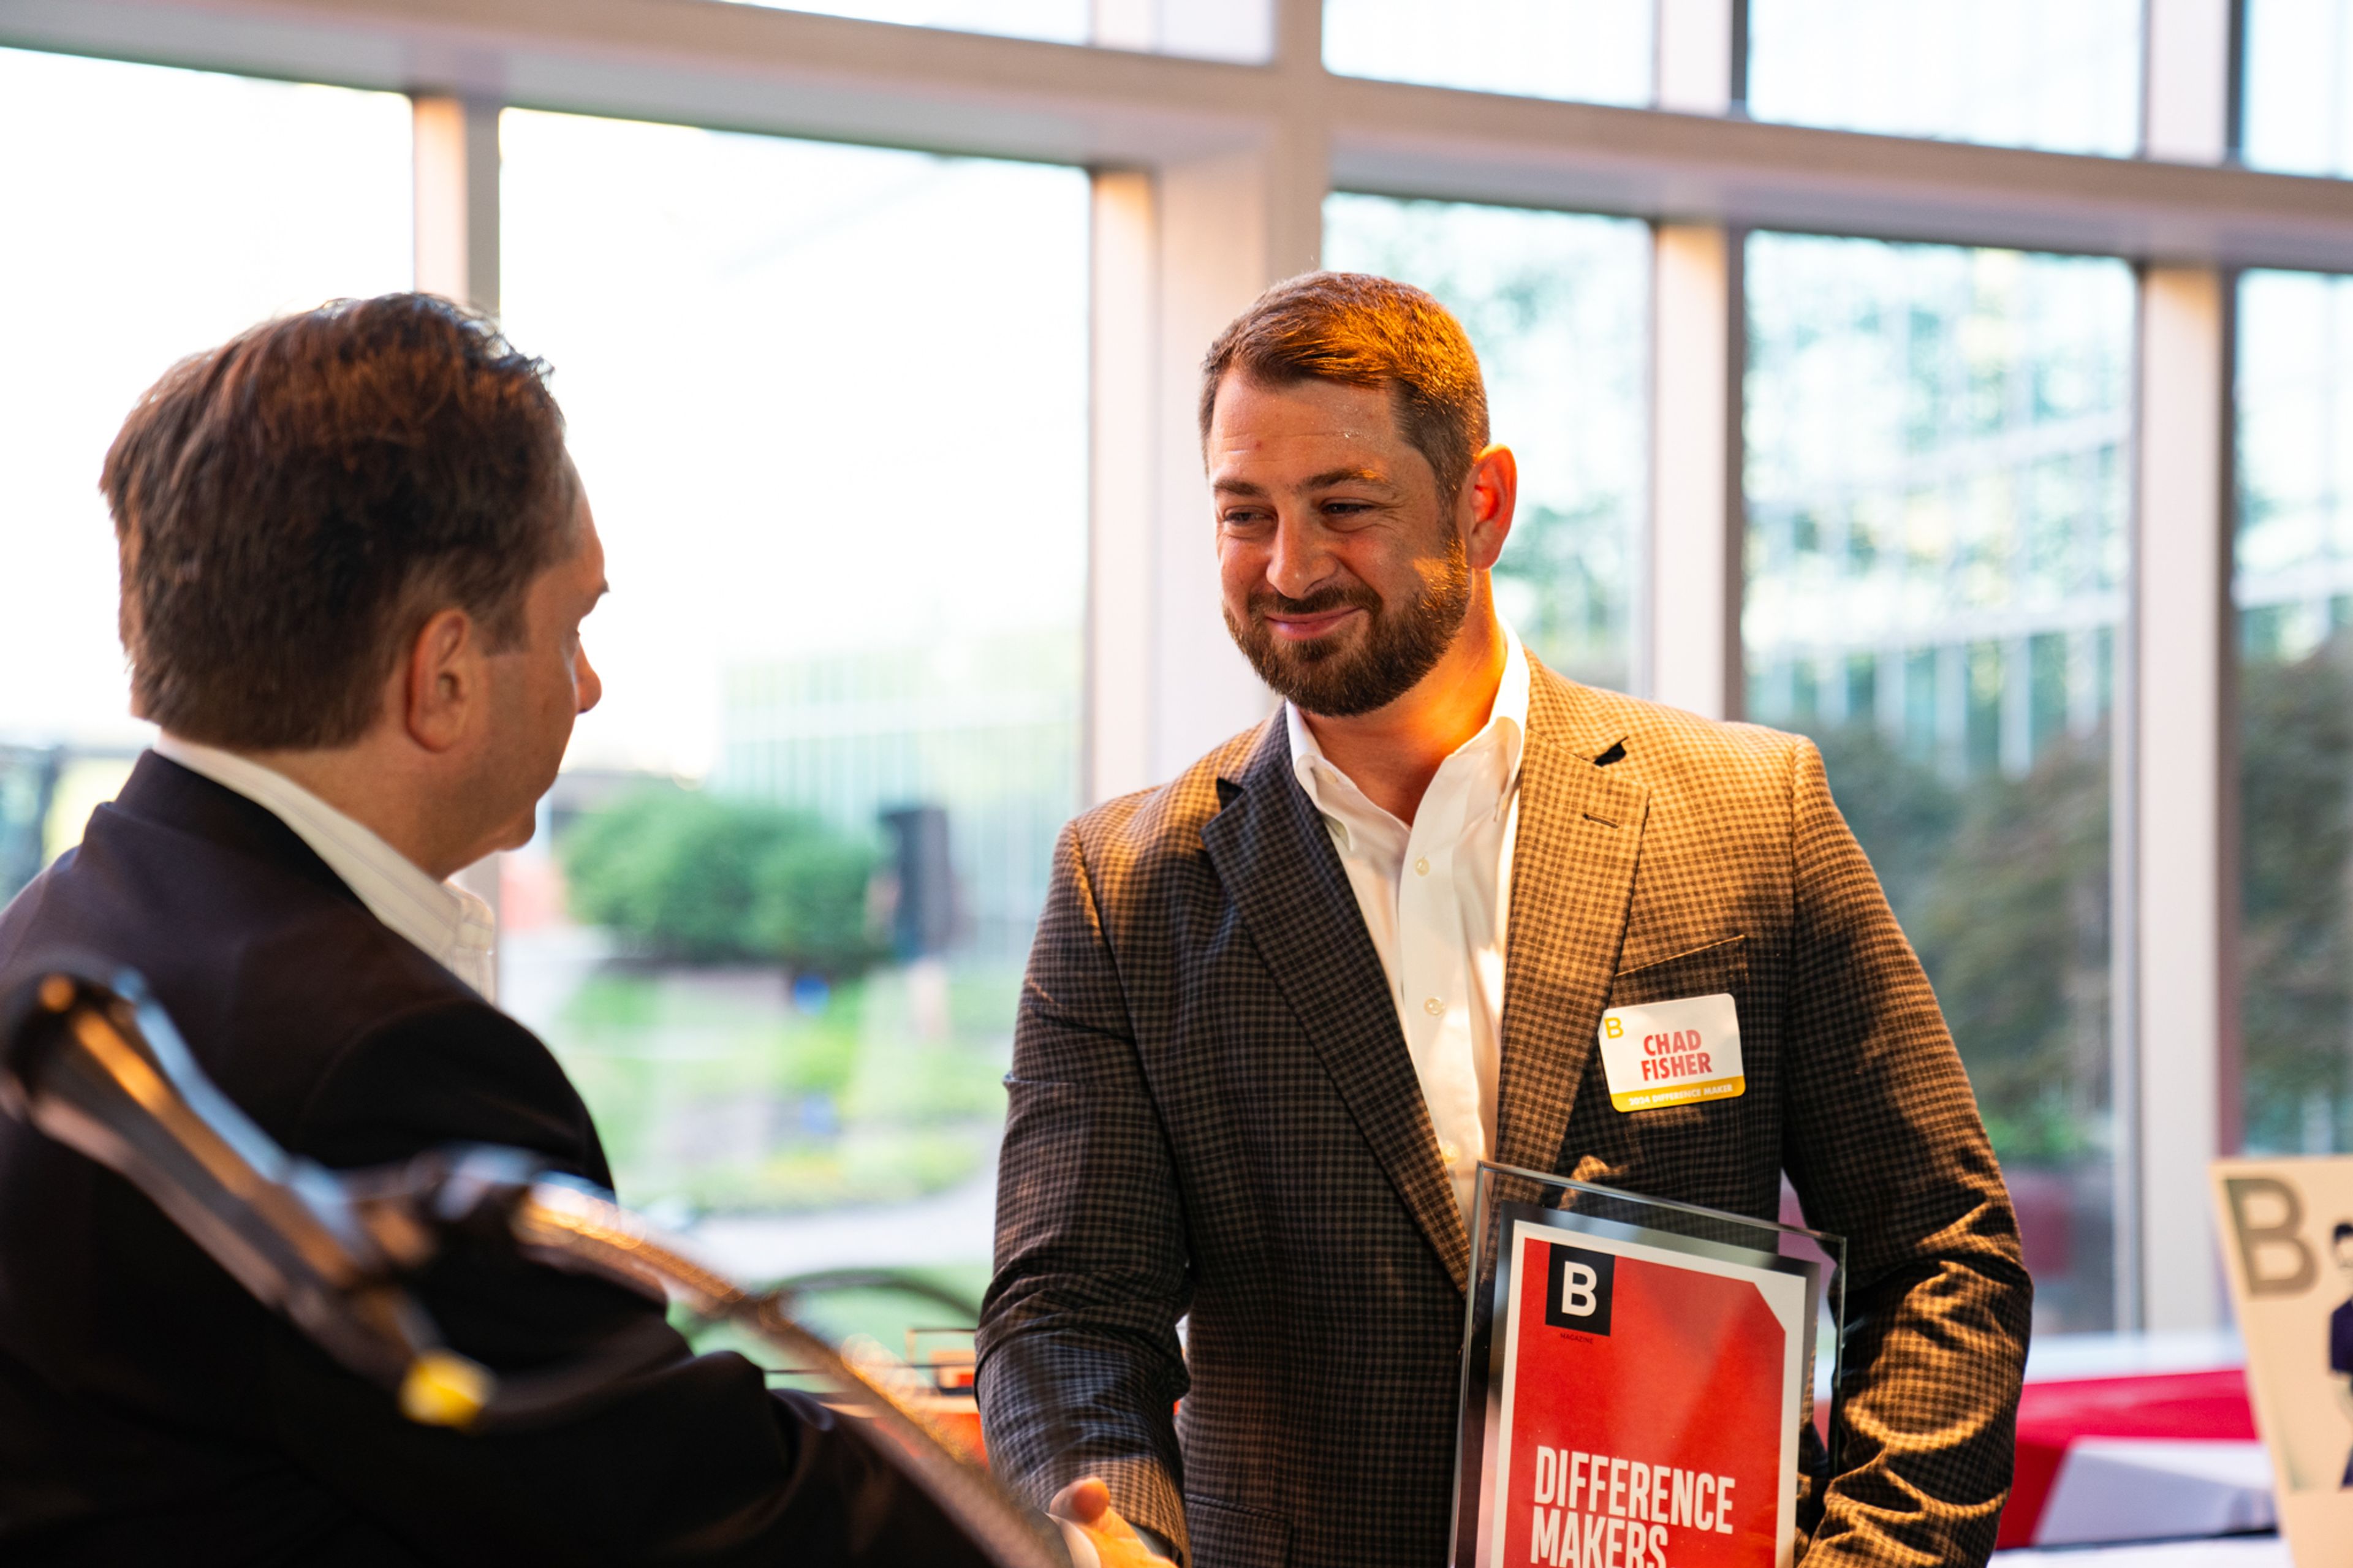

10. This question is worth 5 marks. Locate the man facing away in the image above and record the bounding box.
[976,273,2033,1567]
[0,294,1162,1567]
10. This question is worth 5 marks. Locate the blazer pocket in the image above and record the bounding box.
[1184,1494,1290,1568]
[1605,934,1748,1012]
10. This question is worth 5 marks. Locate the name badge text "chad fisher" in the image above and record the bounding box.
[1596,993,1745,1113]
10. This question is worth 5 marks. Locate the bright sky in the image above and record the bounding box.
[1322,0,1653,104]
[1748,0,2143,155]
[0,49,412,751]
[498,110,1088,778]
[0,53,1088,782]
[727,0,1085,39]
[2245,0,2353,174]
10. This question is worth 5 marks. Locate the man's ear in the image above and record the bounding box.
[1462,443,1518,571]
[403,607,483,753]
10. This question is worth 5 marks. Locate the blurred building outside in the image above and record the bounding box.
[0,745,142,903]
[1741,237,2132,1334]
[492,628,1077,1282]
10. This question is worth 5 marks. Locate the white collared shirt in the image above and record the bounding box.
[1287,620,1529,1229]
[152,734,497,1000]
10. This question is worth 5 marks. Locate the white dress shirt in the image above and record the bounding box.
[1287,620,1529,1228]
[152,734,497,1000]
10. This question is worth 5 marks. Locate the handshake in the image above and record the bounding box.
[1052,1479,1176,1568]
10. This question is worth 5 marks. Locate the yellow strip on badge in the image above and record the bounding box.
[1596,992,1745,1113]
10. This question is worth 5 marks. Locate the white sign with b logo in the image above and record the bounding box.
[2212,1155,2353,1564]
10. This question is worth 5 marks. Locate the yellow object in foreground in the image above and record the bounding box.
[398,1351,493,1428]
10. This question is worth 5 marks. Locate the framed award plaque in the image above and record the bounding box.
[1450,1163,1844,1568]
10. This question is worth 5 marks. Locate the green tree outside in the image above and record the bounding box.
[2239,627,2353,1153]
[560,784,886,977]
[1810,724,2110,1167]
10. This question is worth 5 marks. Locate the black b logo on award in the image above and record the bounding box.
[1543,1243,1615,1335]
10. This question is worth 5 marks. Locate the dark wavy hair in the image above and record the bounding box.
[1198,270,1490,500]
[101,293,574,749]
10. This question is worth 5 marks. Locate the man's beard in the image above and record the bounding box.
[1223,529,1473,719]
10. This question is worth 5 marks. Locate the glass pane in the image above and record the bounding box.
[499,110,1088,1293]
[1323,0,1654,106]
[721,0,1273,59]
[0,48,412,901]
[2243,0,2353,176]
[1743,234,2134,1335]
[1746,0,2142,156]
[1322,195,1649,691]
[720,0,1087,43]
[2236,270,2353,1154]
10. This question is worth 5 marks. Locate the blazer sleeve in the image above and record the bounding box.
[1775,740,2034,1567]
[976,820,1195,1561]
[269,998,1000,1568]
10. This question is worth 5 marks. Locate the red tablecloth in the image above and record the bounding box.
[1999,1367,2257,1548]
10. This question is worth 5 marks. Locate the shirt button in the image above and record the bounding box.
[1414,856,1431,876]
[1439,1139,1460,1165]
[1423,996,1444,1017]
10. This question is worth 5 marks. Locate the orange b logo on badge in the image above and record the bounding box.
[1604,1017,1623,1039]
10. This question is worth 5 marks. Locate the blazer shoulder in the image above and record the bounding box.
[1064,719,1269,874]
[0,793,586,1170]
[1548,677,1809,803]
[298,994,605,1180]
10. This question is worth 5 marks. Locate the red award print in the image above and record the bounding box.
[1489,1222,1805,1568]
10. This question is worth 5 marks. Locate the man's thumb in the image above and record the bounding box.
[1050,1476,1113,1525]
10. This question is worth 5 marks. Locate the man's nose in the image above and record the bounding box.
[575,645,604,714]
[1264,513,1332,601]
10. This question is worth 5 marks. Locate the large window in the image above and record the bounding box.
[1322,195,1650,691]
[1745,0,2142,156]
[1744,234,2135,1334]
[1322,0,1653,105]
[0,47,412,899]
[497,108,1088,1282]
[2236,269,2353,1156]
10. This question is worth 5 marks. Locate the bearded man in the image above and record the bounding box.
[974,273,2031,1568]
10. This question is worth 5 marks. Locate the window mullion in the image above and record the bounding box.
[411,93,499,316]
[2130,265,2235,1331]
[2128,0,2238,1333]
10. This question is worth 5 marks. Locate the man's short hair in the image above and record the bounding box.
[102,293,574,750]
[1198,271,1490,501]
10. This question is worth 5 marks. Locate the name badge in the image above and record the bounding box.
[1596,993,1745,1112]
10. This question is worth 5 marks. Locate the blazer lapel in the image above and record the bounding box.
[1492,666,1651,1177]
[1201,718,1472,1292]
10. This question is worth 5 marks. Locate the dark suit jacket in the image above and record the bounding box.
[976,663,2031,1568]
[0,754,994,1566]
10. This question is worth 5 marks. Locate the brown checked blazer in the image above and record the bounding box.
[976,660,2031,1568]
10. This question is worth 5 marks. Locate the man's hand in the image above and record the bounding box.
[1049,1476,1176,1568]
